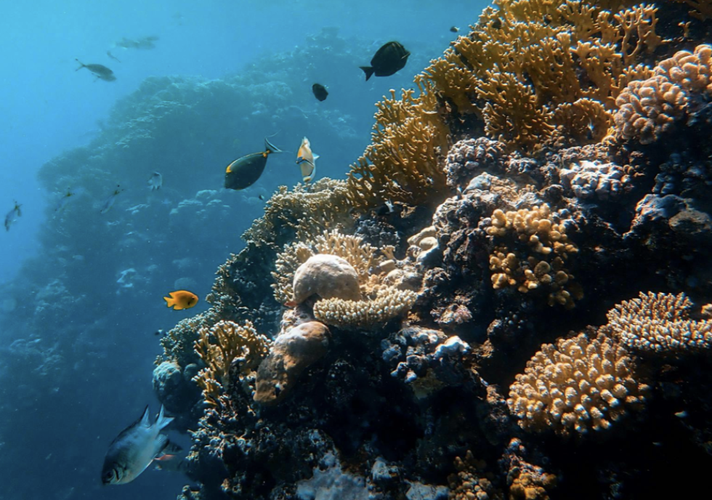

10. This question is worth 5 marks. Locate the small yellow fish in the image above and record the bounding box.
[296,137,318,183]
[163,290,198,310]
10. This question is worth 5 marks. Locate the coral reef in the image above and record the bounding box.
[507,330,648,436]
[606,291,712,355]
[614,44,712,144]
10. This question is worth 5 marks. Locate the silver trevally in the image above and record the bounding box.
[101,405,178,485]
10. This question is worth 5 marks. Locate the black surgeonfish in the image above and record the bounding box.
[75,59,116,81]
[312,83,328,101]
[360,41,410,81]
[224,138,282,190]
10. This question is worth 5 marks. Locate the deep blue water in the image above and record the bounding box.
[0,1,483,498]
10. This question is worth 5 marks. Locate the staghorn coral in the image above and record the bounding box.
[606,291,712,354]
[614,44,712,144]
[486,204,581,308]
[507,330,649,436]
[418,1,663,151]
[313,287,417,331]
[193,320,271,407]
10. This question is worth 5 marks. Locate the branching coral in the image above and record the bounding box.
[418,1,663,151]
[614,44,712,144]
[507,330,649,436]
[193,320,271,407]
[486,204,581,308]
[606,291,712,355]
[242,178,354,250]
[345,83,451,212]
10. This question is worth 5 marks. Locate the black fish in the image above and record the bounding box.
[360,41,410,81]
[450,26,460,33]
[75,59,116,82]
[224,138,282,190]
[312,83,328,101]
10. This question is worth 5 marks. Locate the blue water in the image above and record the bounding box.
[0,1,482,498]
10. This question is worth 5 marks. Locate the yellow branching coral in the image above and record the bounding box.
[507,331,649,436]
[313,288,418,330]
[486,204,581,308]
[606,291,712,354]
[193,320,271,407]
[242,178,354,250]
[345,83,451,212]
[614,44,712,144]
[418,1,663,151]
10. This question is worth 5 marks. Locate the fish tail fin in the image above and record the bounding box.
[264,138,282,154]
[75,59,85,71]
[163,296,175,308]
[360,66,374,81]
[155,405,174,430]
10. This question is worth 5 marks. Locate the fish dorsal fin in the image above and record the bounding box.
[155,404,174,431]
[140,405,151,427]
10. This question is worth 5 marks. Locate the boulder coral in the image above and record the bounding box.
[292,254,362,305]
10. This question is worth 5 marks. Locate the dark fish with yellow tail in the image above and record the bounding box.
[360,41,410,81]
[296,137,318,183]
[102,405,180,485]
[312,83,328,101]
[224,138,281,190]
[163,290,198,310]
[75,59,116,82]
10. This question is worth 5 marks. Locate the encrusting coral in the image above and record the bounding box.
[606,291,712,355]
[507,330,649,436]
[614,44,712,144]
[193,320,271,407]
[485,204,581,308]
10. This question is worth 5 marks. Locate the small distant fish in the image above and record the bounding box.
[450,26,460,33]
[164,290,198,310]
[312,83,328,101]
[224,138,282,191]
[102,405,180,485]
[258,194,266,201]
[675,410,688,419]
[100,185,124,214]
[4,201,21,231]
[75,59,116,82]
[154,329,165,336]
[106,50,122,63]
[113,36,159,51]
[360,41,410,81]
[54,187,84,213]
[296,137,318,183]
[148,172,163,191]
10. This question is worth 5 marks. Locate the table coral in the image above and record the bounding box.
[606,291,712,354]
[313,287,417,331]
[485,204,581,308]
[507,330,649,436]
[614,44,712,144]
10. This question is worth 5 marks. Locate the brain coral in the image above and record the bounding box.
[507,331,649,436]
[614,44,712,144]
[606,291,712,355]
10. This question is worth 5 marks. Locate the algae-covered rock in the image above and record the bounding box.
[254,321,330,405]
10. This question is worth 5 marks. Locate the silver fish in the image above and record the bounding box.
[100,186,123,214]
[102,405,178,485]
[4,201,21,231]
[147,172,163,191]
